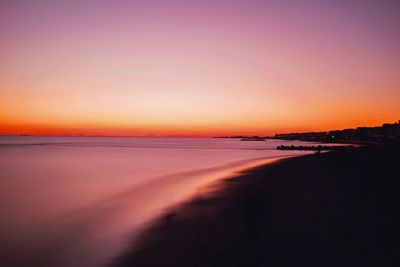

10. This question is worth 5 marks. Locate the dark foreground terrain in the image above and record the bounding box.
[114,143,400,267]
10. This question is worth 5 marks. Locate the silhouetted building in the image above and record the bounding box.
[274,120,400,143]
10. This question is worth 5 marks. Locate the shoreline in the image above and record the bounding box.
[112,143,400,267]
[111,156,296,267]
[106,155,304,263]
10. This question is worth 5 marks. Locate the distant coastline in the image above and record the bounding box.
[274,120,400,143]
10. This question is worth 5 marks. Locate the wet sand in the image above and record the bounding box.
[113,143,400,267]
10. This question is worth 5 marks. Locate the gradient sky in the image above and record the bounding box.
[1,0,400,136]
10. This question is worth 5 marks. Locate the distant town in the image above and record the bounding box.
[217,120,400,143]
[274,120,400,143]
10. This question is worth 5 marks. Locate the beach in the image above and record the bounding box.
[115,143,400,267]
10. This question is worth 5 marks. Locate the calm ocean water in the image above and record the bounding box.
[0,137,315,267]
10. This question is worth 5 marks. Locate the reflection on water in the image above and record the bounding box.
[0,137,312,267]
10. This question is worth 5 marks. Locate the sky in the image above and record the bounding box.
[1,0,400,136]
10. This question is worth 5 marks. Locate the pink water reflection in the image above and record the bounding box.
[0,137,312,267]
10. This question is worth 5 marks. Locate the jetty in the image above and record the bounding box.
[240,137,266,141]
[276,145,351,151]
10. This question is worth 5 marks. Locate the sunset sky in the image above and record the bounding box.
[1,0,399,136]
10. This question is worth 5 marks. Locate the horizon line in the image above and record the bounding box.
[1,119,398,138]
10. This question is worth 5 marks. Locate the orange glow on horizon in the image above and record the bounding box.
[1,1,400,136]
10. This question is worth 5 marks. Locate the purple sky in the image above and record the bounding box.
[1,0,400,135]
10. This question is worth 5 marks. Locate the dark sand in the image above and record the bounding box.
[114,143,400,267]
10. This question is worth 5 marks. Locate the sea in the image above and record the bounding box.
[0,136,317,267]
